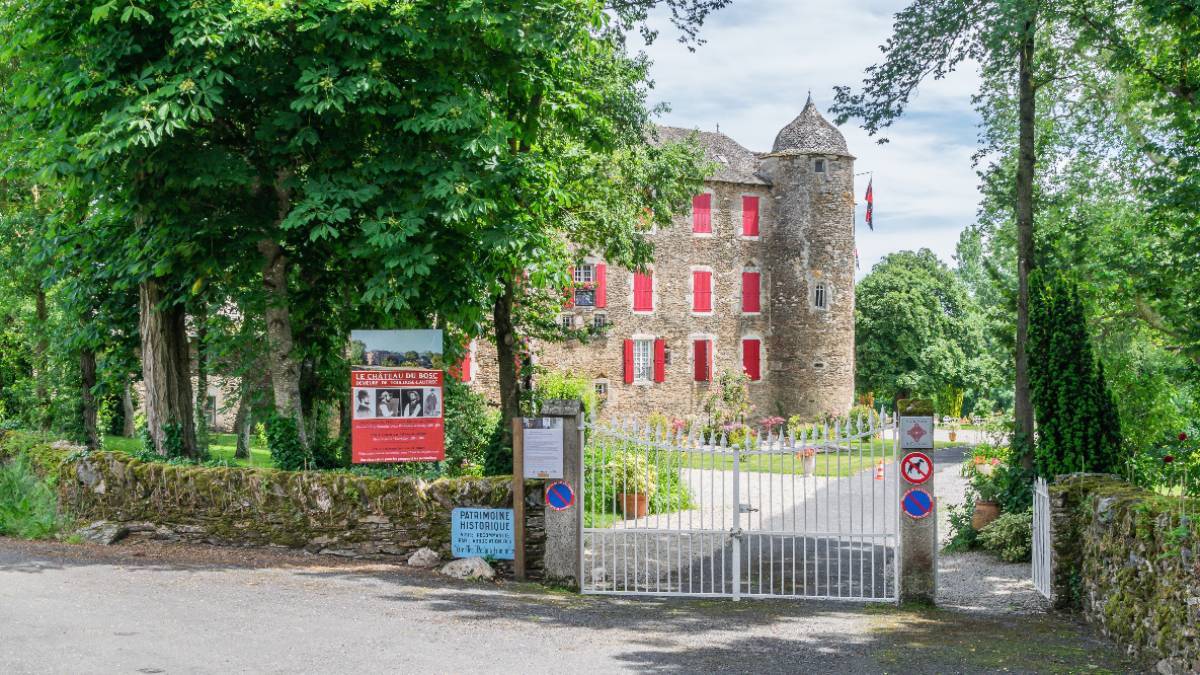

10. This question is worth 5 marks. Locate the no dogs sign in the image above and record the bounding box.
[901,452,933,485]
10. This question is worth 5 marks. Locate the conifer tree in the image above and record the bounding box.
[1028,270,1122,477]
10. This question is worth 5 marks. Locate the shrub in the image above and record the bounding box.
[605,451,657,496]
[978,510,1033,563]
[944,493,979,553]
[0,456,65,539]
[443,379,500,477]
[532,369,598,418]
[266,414,309,471]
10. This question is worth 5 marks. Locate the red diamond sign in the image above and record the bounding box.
[906,423,927,443]
[900,416,934,449]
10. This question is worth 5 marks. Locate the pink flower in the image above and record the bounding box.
[990,458,1000,465]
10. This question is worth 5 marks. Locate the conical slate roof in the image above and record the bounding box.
[770,96,851,157]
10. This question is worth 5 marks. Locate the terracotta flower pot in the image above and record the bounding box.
[802,455,816,477]
[618,492,649,519]
[972,500,1000,531]
[948,430,958,442]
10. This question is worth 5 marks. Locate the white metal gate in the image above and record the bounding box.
[581,414,899,600]
[1032,477,1052,599]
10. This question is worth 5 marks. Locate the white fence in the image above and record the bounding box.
[1032,476,1052,600]
[581,414,899,601]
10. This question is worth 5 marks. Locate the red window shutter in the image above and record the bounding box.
[694,340,712,382]
[459,350,472,383]
[741,271,761,313]
[564,266,575,308]
[742,196,759,236]
[692,270,712,312]
[595,263,607,308]
[623,339,634,384]
[653,338,666,383]
[692,193,712,233]
[633,272,653,311]
[743,339,761,381]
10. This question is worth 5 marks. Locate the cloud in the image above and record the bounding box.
[638,0,984,277]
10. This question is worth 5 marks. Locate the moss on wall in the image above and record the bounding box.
[0,432,545,574]
[1050,474,1198,673]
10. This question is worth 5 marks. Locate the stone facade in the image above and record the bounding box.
[469,98,857,420]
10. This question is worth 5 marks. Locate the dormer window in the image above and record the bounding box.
[814,158,826,173]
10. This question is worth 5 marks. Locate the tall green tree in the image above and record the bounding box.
[855,249,994,406]
[831,0,1084,460]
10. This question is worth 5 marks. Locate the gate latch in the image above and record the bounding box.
[738,503,758,513]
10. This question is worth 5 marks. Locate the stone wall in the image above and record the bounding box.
[1049,474,1198,674]
[1,433,545,577]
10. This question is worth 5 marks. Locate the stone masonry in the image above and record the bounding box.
[470,98,857,421]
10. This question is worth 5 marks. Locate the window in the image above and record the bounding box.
[205,395,217,426]
[742,196,759,237]
[633,271,654,312]
[814,158,826,173]
[594,381,608,398]
[692,193,712,234]
[693,339,713,382]
[741,270,761,314]
[593,313,607,330]
[633,339,653,382]
[624,338,664,384]
[573,264,594,284]
[814,282,827,309]
[692,270,712,313]
[573,287,596,307]
[742,338,761,381]
[561,315,573,331]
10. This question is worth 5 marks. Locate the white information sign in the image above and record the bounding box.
[900,416,935,449]
[522,417,564,479]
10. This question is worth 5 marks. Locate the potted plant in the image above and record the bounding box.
[971,473,1001,531]
[796,447,817,477]
[606,452,657,519]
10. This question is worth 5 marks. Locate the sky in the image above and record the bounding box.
[639,0,984,277]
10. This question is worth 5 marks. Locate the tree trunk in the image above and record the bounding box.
[493,276,521,448]
[233,379,253,460]
[138,279,198,457]
[80,348,100,449]
[33,287,50,430]
[122,378,137,437]
[1013,17,1038,467]
[258,235,308,451]
[194,306,209,454]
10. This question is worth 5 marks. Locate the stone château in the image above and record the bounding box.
[465,98,857,420]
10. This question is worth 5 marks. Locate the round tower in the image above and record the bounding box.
[760,96,856,419]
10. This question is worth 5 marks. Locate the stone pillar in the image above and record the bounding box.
[539,399,583,589]
[897,398,937,604]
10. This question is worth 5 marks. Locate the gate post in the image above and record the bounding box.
[897,398,937,604]
[539,399,584,589]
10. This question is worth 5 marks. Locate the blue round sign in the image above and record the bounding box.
[545,481,575,511]
[902,488,934,520]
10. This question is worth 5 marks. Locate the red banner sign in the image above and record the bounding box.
[350,369,445,463]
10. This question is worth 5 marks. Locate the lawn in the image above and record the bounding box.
[102,433,276,469]
[672,439,965,477]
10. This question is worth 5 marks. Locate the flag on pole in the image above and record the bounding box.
[864,177,874,230]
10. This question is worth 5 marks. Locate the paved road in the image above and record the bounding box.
[0,538,1139,674]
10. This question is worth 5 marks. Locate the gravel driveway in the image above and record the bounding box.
[0,538,1138,673]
